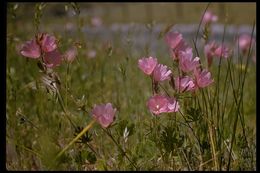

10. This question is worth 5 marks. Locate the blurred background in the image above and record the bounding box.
[7,3,256,57]
[8,3,256,25]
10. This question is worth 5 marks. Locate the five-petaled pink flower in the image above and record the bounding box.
[179,49,200,73]
[238,34,255,54]
[147,95,179,115]
[194,68,214,88]
[175,76,196,92]
[91,103,117,128]
[204,41,230,67]
[138,57,158,75]
[202,11,218,25]
[165,31,190,60]
[153,64,172,82]
[63,46,78,62]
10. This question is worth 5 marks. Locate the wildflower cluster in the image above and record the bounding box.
[20,33,78,70]
[20,33,117,129]
[138,31,215,115]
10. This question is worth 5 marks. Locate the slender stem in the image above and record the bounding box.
[65,62,70,108]
[178,110,203,153]
[198,152,220,169]
[227,21,255,171]
[209,124,217,170]
[159,83,171,97]
[151,76,154,95]
[7,136,42,159]
[102,128,138,170]
[56,88,77,130]
[55,120,96,160]
[195,3,211,46]
[89,141,101,155]
[180,148,192,171]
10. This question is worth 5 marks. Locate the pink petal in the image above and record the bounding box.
[165,31,183,49]
[202,11,218,24]
[138,57,158,75]
[238,34,255,53]
[194,68,214,88]
[153,64,172,82]
[63,46,78,62]
[175,76,196,92]
[147,95,170,115]
[40,33,57,53]
[92,103,116,128]
[167,97,180,112]
[204,43,215,67]
[214,45,230,59]
[43,49,62,68]
[147,95,179,115]
[179,49,200,72]
[20,39,41,59]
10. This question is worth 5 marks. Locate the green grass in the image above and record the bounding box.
[6,3,256,171]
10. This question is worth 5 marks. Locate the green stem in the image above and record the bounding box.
[102,128,138,170]
[55,120,95,160]
[56,88,77,130]
[227,21,255,171]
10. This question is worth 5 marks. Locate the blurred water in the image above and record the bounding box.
[61,23,256,59]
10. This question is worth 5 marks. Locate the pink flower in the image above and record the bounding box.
[20,39,41,59]
[20,33,58,58]
[38,33,57,53]
[175,76,196,92]
[138,57,158,75]
[63,46,78,62]
[204,42,216,67]
[179,49,200,73]
[153,64,172,82]
[43,49,62,68]
[204,42,230,67]
[238,34,255,54]
[214,45,230,59]
[202,11,218,25]
[170,40,190,60]
[147,95,179,115]
[194,68,214,88]
[165,31,183,50]
[165,31,190,60]
[91,103,116,128]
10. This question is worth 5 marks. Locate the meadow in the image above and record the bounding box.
[6,3,256,171]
